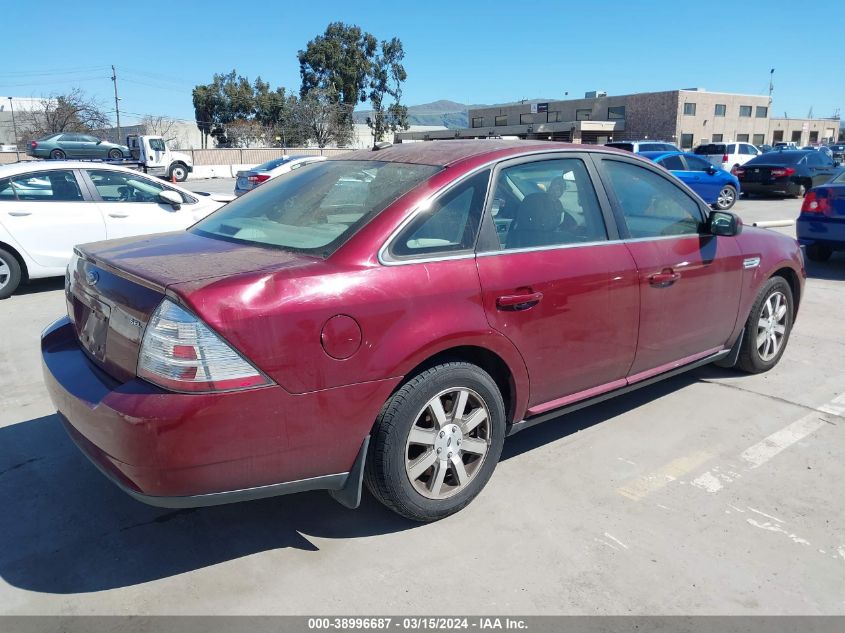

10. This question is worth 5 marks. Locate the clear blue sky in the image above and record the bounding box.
[3,0,843,125]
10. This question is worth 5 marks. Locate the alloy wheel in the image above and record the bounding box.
[0,258,9,290]
[716,187,736,209]
[404,387,491,500]
[756,291,788,361]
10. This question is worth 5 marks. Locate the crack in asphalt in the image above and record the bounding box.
[698,378,844,422]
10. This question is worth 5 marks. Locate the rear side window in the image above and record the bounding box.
[603,160,703,238]
[487,158,608,250]
[389,170,490,258]
[9,170,84,201]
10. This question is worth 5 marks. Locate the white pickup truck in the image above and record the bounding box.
[120,135,193,182]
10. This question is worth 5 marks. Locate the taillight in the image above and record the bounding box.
[770,167,795,178]
[801,190,830,215]
[247,174,271,184]
[722,153,729,163]
[30,141,37,149]
[734,167,746,178]
[138,298,272,392]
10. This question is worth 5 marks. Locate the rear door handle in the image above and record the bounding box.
[108,213,129,218]
[496,291,543,311]
[649,270,681,287]
[8,211,31,217]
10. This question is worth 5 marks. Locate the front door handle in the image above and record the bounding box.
[108,213,129,218]
[496,291,543,311]
[8,211,31,217]
[649,269,681,287]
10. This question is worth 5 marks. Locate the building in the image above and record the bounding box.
[0,97,46,148]
[396,89,840,148]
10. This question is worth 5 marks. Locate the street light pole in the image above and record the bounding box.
[8,97,18,148]
[111,65,122,143]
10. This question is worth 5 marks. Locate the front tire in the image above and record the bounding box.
[736,277,794,373]
[365,362,506,522]
[713,185,737,210]
[108,148,123,160]
[49,149,65,160]
[169,163,188,182]
[806,244,832,262]
[0,248,22,299]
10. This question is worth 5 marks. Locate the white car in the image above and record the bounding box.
[234,155,327,196]
[693,141,762,172]
[0,161,232,298]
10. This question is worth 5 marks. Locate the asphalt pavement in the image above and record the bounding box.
[1,193,843,615]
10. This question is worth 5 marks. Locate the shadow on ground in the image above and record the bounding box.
[12,277,65,297]
[0,373,696,595]
[805,256,845,281]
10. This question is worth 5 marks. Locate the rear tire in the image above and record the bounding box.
[0,248,22,299]
[806,244,832,262]
[365,362,506,522]
[735,277,793,373]
[49,149,65,160]
[108,148,123,160]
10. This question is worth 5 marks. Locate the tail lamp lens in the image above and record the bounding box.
[771,167,796,178]
[248,174,271,184]
[138,298,271,392]
[801,191,830,215]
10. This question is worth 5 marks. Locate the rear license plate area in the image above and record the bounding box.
[71,291,111,362]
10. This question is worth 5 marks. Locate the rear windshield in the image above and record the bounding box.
[192,160,441,256]
[746,152,805,166]
[830,172,845,184]
[694,144,726,155]
[253,156,298,172]
[605,143,634,152]
[830,145,845,151]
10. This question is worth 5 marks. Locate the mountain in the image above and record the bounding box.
[354,98,559,129]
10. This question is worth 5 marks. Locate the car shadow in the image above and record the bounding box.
[804,256,845,281]
[0,372,697,595]
[13,276,64,296]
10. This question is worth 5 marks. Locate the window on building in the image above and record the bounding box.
[739,105,752,117]
[712,134,724,142]
[791,130,802,143]
[519,113,533,125]
[772,130,784,143]
[714,104,726,117]
[494,115,507,126]
[752,134,765,146]
[737,134,749,142]
[683,102,696,116]
[809,131,819,143]
[603,160,703,238]
[575,109,591,121]
[607,106,625,120]
[471,117,483,128]
[756,106,768,118]
[548,111,562,123]
[680,133,694,149]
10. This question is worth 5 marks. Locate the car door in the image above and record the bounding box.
[475,154,639,412]
[806,152,837,186]
[82,168,194,239]
[595,155,744,380]
[682,154,722,202]
[0,169,106,269]
[78,135,102,157]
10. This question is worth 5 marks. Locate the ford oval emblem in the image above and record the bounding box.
[85,270,99,286]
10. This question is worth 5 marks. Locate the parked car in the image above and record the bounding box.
[757,144,773,153]
[605,140,679,153]
[802,145,834,160]
[27,133,129,160]
[693,142,761,172]
[797,170,845,261]
[828,143,845,164]
[235,155,327,196]
[639,150,741,210]
[773,142,799,151]
[0,162,232,298]
[42,141,804,522]
[735,150,841,198]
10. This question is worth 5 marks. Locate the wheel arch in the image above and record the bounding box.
[0,240,29,282]
[771,266,801,317]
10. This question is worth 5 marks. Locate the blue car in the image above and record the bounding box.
[797,170,845,262]
[638,151,741,210]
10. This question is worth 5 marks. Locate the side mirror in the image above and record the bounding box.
[158,190,182,210]
[708,210,742,237]
[707,165,717,175]
[96,140,102,144]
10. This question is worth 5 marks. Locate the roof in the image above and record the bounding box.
[0,160,144,176]
[331,139,574,167]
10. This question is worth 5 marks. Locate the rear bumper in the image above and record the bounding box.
[797,215,845,249]
[741,180,802,196]
[42,317,397,505]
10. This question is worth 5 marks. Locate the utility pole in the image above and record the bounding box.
[7,97,18,148]
[768,68,775,104]
[111,65,121,143]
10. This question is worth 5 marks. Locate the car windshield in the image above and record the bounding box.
[747,152,805,166]
[254,156,298,172]
[193,160,441,256]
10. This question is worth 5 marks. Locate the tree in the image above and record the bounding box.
[366,37,409,143]
[295,88,352,148]
[298,22,377,116]
[138,115,179,143]
[18,89,110,142]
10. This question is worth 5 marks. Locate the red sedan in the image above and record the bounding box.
[42,141,805,522]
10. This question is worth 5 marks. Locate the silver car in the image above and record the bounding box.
[234,155,327,196]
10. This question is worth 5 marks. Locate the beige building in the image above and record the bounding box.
[396,89,840,148]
